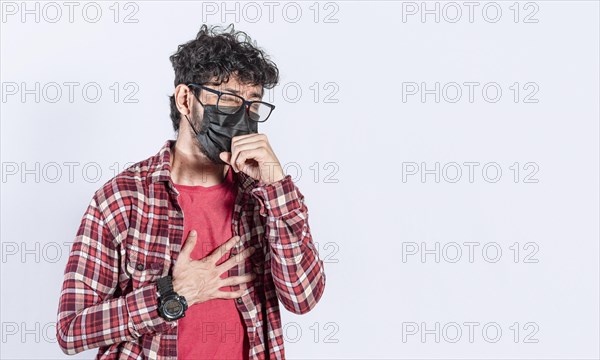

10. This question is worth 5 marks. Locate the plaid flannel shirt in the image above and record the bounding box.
[56,139,326,359]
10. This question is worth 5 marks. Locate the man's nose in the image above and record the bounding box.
[243,107,252,132]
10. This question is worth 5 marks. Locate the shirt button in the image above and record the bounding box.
[136,264,144,271]
[236,298,243,304]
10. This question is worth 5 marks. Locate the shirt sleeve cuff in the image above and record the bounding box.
[125,283,177,337]
[251,174,303,218]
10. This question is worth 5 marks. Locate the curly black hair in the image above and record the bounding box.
[168,23,280,132]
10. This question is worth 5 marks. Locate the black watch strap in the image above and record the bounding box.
[157,275,174,297]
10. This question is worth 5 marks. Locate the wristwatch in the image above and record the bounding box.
[156,275,188,321]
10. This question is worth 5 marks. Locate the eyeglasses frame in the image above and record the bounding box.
[187,83,275,123]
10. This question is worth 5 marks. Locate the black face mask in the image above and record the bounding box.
[185,104,258,164]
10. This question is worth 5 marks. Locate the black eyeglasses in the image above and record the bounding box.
[187,83,275,122]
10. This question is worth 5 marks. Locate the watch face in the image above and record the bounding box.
[164,298,183,316]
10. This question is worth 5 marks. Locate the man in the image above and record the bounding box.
[55,23,326,360]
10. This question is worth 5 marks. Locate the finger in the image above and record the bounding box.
[219,273,256,287]
[231,133,262,143]
[207,235,242,264]
[180,229,198,260]
[232,134,260,169]
[235,148,267,173]
[215,246,256,274]
[230,142,264,172]
[232,135,267,148]
[214,289,246,300]
[219,151,232,165]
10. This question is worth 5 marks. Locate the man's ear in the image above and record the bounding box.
[174,84,192,116]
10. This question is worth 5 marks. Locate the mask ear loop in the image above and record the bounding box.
[184,114,199,136]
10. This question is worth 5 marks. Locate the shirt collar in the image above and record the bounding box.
[149,139,259,194]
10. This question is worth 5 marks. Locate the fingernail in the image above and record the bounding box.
[191,230,196,236]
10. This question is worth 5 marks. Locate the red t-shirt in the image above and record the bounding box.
[174,166,250,359]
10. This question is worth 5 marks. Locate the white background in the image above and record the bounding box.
[1,1,599,359]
